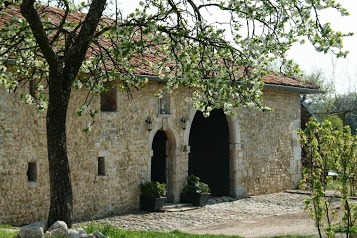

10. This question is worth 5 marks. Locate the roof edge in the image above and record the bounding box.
[264,83,321,94]
[140,74,321,94]
[301,100,322,124]
[2,59,320,93]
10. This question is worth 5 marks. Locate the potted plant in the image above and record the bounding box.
[182,175,210,207]
[140,181,167,212]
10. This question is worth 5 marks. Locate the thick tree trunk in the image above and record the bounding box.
[46,70,73,227]
[20,0,107,227]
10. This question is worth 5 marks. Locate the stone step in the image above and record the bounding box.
[161,203,199,212]
[208,196,237,204]
[161,196,238,211]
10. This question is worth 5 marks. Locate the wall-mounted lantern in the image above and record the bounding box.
[181,116,188,130]
[145,116,153,131]
[181,145,188,152]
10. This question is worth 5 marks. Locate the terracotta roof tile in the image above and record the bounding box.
[262,73,316,89]
[0,4,317,90]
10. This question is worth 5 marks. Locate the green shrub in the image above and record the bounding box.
[299,118,357,238]
[140,181,167,199]
[182,175,210,194]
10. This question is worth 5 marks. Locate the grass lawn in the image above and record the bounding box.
[85,224,316,238]
[0,223,315,238]
[0,224,17,238]
[85,224,243,238]
[326,179,343,191]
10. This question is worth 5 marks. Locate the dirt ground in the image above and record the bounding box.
[75,192,320,237]
[180,211,318,237]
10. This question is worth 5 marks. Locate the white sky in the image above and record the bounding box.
[114,0,357,94]
[287,0,357,94]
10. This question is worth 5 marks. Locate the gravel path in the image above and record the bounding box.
[75,192,319,237]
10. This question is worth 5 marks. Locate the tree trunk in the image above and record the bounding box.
[46,70,73,227]
[19,0,107,227]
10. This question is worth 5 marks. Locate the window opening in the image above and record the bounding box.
[98,157,106,176]
[27,162,37,182]
[100,82,117,112]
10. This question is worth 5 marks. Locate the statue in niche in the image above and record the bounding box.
[160,97,166,114]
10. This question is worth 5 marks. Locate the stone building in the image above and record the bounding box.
[0,3,320,226]
[0,68,317,225]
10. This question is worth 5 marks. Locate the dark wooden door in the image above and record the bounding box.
[151,130,167,184]
[189,109,230,196]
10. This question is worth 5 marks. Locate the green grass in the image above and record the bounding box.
[84,224,314,238]
[0,227,17,238]
[0,224,18,238]
[0,224,13,229]
[0,223,315,238]
[326,179,343,191]
[85,224,242,238]
[263,236,314,238]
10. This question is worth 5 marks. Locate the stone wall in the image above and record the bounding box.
[0,88,49,225]
[236,89,301,194]
[0,81,302,226]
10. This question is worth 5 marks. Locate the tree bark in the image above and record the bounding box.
[46,69,73,227]
[20,0,107,227]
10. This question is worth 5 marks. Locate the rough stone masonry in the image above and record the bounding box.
[0,79,304,225]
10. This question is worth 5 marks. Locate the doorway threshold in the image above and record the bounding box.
[161,203,199,212]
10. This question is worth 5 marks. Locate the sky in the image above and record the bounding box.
[287,0,357,94]
[114,0,356,95]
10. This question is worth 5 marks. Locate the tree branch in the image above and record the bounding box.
[20,0,58,69]
[49,0,70,45]
[64,0,106,80]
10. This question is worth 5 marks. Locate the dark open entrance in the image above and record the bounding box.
[151,130,167,184]
[189,109,230,196]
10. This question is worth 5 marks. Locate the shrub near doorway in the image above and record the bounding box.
[140,181,167,212]
[182,175,211,207]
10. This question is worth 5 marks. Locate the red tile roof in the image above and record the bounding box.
[263,73,316,89]
[0,4,317,91]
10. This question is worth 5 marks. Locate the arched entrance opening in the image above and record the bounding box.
[189,109,230,196]
[151,130,168,185]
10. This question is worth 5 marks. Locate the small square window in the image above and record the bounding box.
[98,157,106,176]
[27,162,37,182]
[100,83,117,112]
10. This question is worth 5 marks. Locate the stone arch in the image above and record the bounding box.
[148,117,181,202]
[183,107,246,198]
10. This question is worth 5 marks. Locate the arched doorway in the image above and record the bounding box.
[151,130,167,185]
[189,109,230,196]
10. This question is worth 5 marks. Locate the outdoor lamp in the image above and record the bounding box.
[181,116,188,130]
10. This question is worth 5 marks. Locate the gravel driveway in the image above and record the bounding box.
[76,192,319,237]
